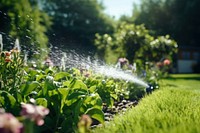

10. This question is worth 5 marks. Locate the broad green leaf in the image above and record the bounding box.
[83,94,102,110]
[84,93,98,104]
[16,92,23,103]
[43,76,55,95]
[74,99,84,123]
[48,89,59,98]
[21,81,40,95]
[29,69,39,77]
[66,90,87,106]
[48,90,61,113]
[54,72,69,81]
[19,84,26,91]
[45,68,54,74]
[70,79,88,90]
[85,108,105,123]
[111,93,118,100]
[36,98,48,107]
[63,81,70,87]
[58,88,69,112]
[0,91,16,108]
[89,86,96,93]
[68,91,86,100]
[84,96,93,104]
[36,74,46,81]
[37,90,43,97]
[93,98,103,110]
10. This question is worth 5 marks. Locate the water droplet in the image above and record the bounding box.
[25,35,31,39]
[0,34,3,51]
[14,39,21,52]
[24,51,28,66]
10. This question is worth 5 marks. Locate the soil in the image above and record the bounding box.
[91,99,138,128]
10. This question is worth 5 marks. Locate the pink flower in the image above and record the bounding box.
[163,59,171,66]
[44,57,54,67]
[84,72,90,77]
[0,111,23,133]
[20,103,49,126]
[117,58,129,68]
[118,58,128,65]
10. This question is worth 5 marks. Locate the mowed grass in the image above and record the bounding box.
[93,74,200,133]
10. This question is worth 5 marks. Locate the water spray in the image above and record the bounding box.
[0,34,3,52]
[14,38,21,52]
[51,50,149,88]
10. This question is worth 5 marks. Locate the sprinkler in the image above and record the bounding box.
[146,84,154,94]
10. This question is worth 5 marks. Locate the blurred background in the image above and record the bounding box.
[0,0,200,73]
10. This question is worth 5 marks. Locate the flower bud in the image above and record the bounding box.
[163,59,171,65]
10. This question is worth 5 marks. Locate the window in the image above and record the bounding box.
[193,52,199,60]
[182,51,190,60]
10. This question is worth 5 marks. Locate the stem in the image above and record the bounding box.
[13,74,19,103]
[24,119,34,133]
[54,112,60,133]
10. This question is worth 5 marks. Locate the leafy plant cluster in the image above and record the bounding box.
[0,49,148,133]
[94,22,178,68]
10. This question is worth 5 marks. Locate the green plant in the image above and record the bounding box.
[0,46,157,132]
[94,22,178,79]
[93,74,200,133]
[0,50,23,91]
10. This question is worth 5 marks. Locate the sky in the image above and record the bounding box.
[102,0,140,19]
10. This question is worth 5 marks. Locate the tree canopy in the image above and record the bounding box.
[42,0,115,51]
[0,0,51,58]
[131,0,200,47]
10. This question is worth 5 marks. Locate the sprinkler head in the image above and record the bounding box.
[146,84,154,94]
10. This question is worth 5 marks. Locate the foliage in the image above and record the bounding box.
[0,47,149,132]
[0,0,51,59]
[0,50,24,105]
[94,22,178,66]
[42,0,115,51]
[93,74,200,133]
[132,0,200,47]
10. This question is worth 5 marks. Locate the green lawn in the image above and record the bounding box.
[93,74,200,133]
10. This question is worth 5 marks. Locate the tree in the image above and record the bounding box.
[132,0,200,47]
[0,0,51,58]
[42,0,115,52]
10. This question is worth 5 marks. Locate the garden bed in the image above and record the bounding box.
[92,74,200,133]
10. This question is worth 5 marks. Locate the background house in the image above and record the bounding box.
[177,46,200,73]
